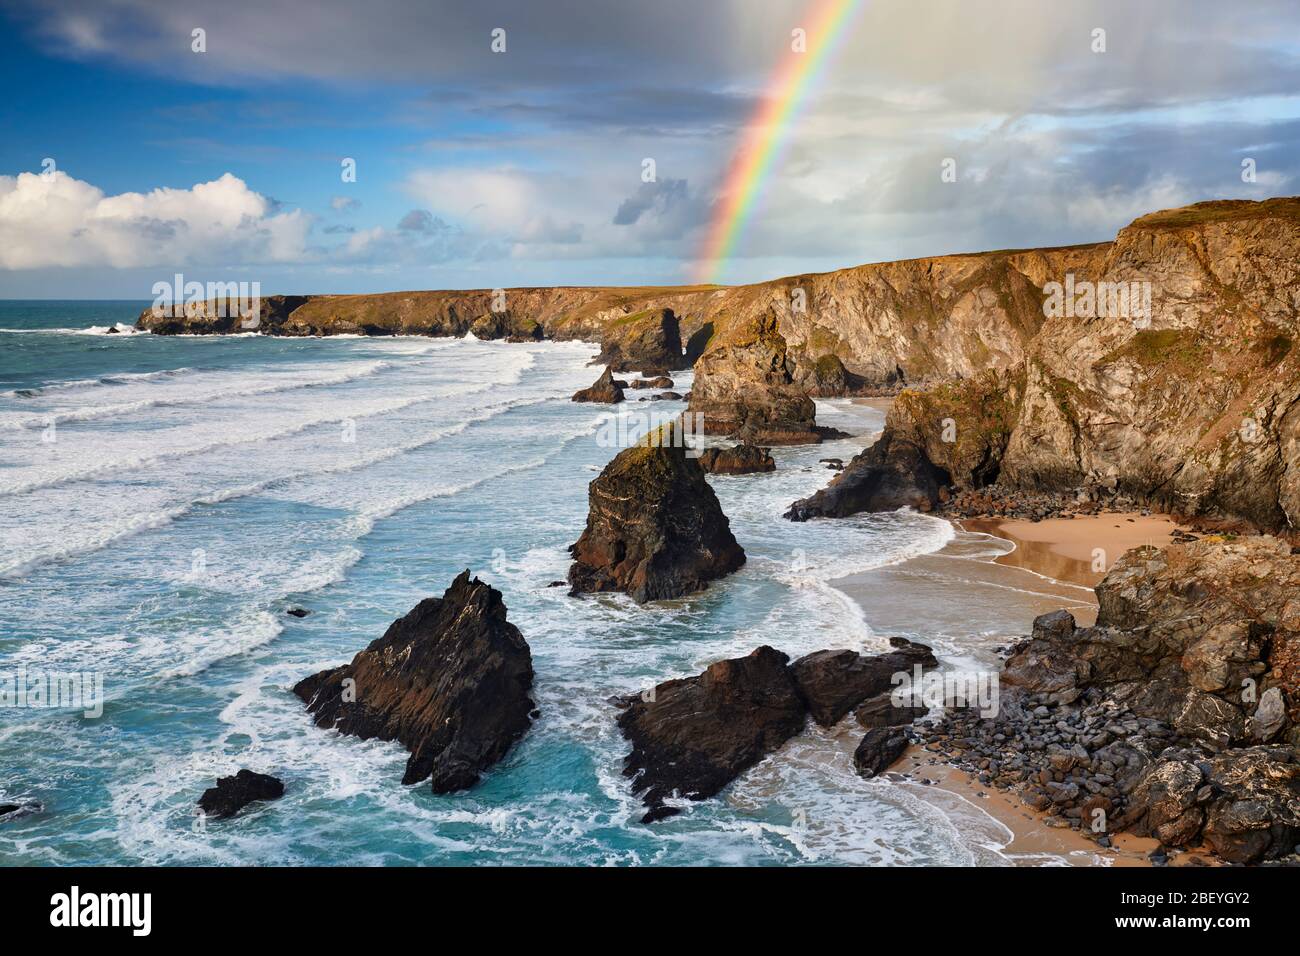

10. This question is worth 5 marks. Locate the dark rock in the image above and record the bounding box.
[630,376,674,389]
[568,423,745,602]
[572,366,625,404]
[197,770,284,819]
[854,727,910,778]
[790,640,938,727]
[855,692,929,729]
[595,308,687,372]
[619,646,806,819]
[786,428,948,520]
[697,444,776,475]
[294,571,534,792]
[286,607,310,618]
[0,800,41,820]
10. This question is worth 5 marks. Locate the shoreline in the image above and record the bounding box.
[835,510,1204,867]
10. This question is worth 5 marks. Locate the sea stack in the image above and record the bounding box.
[687,312,821,444]
[568,422,745,602]
[572,366,626,403]
[294,571,535,793]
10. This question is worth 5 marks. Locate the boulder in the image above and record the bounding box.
[197,770,285,820]
[853,727,910,778]
[855,692,929,729]
[294,571,535,793]
[790,639,938,727]
[617,646,806,821]
[697,444,776,475]
[572,366,625,404]
[629,376,674,389]
[568,424,745,602]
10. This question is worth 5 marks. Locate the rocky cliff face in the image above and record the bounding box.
[964,536,1300,862]
[133,197,1300,531]
[294,571,534,793]
[568,424,745,602]
[790,198,1300,532]
[687,312,821,444]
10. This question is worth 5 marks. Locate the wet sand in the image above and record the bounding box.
[832,512,1203,866]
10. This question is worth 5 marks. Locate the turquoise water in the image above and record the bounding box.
[1,301,1050,866]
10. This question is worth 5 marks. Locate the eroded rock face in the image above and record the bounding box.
[785,199,1300,532]
[137,295,311,335]
[294,571,534,793]
[697,444,776,475]
[572,366,625,404]
[786,426,951,520]
[594,308,687,372]
[617,647,806,821]
[962,536,1300,862]
[568,426,745,602]
[197,770,285,820]
[790,640,938,727]
[688,313,821,445]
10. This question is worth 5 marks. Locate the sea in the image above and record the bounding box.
[0,300,1096,866]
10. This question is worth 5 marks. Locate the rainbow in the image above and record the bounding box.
[694,0,866,284]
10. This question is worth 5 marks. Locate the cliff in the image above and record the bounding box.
[135,197,1300,529]
[789,197,1300,532]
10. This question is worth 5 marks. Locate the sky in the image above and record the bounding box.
[0,0,1298,298]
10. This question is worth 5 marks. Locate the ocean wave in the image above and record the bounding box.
[0,393,567,579]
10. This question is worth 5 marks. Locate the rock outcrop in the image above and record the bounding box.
[294,571,535,793]
[593,308,687,372]
[629,375,674,389]
[788,199,1300,533]
[617,646,806,822]
[568,424,745,602]
[687,312,821,444]
[571,366,625,404]
[197,770,285,819]
[697,444,776,475]
[918,535,1300,863]
[618,640,938,820]
[790,640,939,727]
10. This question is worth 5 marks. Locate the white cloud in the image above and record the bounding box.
[0,171,311,269]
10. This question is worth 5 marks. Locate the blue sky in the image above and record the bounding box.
[1,0,1298,298]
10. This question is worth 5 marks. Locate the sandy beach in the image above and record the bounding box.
[834,510,1205,866]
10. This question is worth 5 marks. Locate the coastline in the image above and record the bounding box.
[833,510,1204,867]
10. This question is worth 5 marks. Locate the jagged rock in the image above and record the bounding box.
[786,427,948,519]
[294,571,534,793]
[629,376,674,389]
[617,646,806,821]
[286,607,310,618]
[571,366,625,404]
[790,640,938,727]
[137,294,312,335]
[594,308,686,372]
[197,770,284,820]
[0,800,41,821]
[697,444,776,475]
[568,424,745,602]
[688,312,821,444]
[854,727,910,778]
